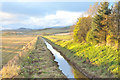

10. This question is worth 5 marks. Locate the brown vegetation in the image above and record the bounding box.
[0,36,38,78]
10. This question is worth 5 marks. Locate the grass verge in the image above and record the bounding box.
[43,35,119,78]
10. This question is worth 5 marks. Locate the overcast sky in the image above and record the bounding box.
[0,2,95,30]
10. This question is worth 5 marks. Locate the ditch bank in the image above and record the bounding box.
[18,37,66,78]
[43,38,88,79]
[43,37,102,79]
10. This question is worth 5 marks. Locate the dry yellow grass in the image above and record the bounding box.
[0,35,38,78]
[0,64,20,78]
[1,35,37,65]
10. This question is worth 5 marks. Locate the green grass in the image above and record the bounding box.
[44,35,119,78]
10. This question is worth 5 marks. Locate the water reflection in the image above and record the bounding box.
[43,39,87,79]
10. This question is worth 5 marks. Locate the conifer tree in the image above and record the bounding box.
[92,2,111,44]
[112,1,120,49]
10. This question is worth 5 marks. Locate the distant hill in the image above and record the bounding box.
[35,26,70,31]
[17,27,32,31]
[2,26,70,35]
[2,27,32,32]
[50,26,70,29]
[31,26,70,35]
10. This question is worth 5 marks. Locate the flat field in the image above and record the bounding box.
[1,35,36,66]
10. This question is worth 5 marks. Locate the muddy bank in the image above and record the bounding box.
[43,37,99,78]
[18,37,66,78]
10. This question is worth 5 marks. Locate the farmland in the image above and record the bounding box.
[0,28,70,78]
[1,27,70,66]
[1,35,37,66]
[0,35,66,78]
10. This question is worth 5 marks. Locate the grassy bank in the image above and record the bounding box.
[17,37,66,78]
[44,35,119,78]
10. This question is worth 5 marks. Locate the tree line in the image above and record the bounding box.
[73,1,120,50]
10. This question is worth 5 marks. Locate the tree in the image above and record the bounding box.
[73,16,92,42]
[87,2,100,16]
[92,2,111,44]
[70,25,75,38]
[112,1,120,49]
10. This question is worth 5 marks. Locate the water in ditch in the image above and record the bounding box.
[43,39,88,79]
